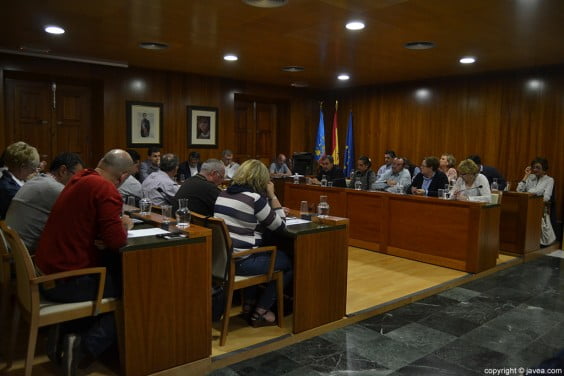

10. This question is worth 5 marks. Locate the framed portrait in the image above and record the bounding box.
[126,101,163,147]
[187,106,218,148]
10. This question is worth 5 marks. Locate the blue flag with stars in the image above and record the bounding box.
[314,109,325,161]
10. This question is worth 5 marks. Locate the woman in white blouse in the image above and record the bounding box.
[450,159,491,200]
[516,157,554,203]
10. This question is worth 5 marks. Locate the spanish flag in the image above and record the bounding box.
[331,101,339,165]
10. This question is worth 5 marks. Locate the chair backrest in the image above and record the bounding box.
[190,212,231,282]
[0,221,37,314]
[0,223,12,289]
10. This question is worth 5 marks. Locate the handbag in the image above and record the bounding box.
[541,211,556,246]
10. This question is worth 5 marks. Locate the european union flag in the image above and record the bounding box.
[314,109,325,161]
[343,111,354,176]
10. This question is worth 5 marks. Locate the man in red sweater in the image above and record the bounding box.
[35,149,133,376]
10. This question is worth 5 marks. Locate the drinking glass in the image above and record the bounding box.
[161,205,172,224]
[127,196,136,207]
[139,195,152,215]
[300,201,309,216]
[438,189,445,199]
[327,181,333,187]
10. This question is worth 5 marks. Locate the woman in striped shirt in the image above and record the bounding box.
[214,159,292,327]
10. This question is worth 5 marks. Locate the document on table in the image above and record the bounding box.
[286,217,311,226]
[128,228,170,238]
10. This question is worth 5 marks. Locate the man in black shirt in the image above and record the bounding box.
[311,155,346,187]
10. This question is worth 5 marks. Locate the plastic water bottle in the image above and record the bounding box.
[354,178,362,190]
[320,175,328,187]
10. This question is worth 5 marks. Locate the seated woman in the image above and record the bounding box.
[409,156,448,197]
[214,159,292,327]
[517,157,555,245]
[439,153,458,183]
[348,156,376,190]
[450,159,491,200]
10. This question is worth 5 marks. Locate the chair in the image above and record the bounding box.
[0,221,119,376]
[190,212,284,346]
[0,224,13,363]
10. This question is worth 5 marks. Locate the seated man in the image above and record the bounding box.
[467,154,507,190]
[141,153,180,206]
[311,155,345,187]
[118,149,143,201]
[372,156,411,193]
[269,153,292,177]
[221,149,240,179]
[409,156,449,197]
[0,141,40,219]
[177,151,202,179]
[173,159,225,216]
[138,146,160,182]
[6,152,84,253]
[35,149,134,375]
[376,150,396,180]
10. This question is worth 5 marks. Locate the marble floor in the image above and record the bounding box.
[211,254,564,375]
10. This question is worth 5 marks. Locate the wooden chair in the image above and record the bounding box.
[0,221,119,376]
[0,224,13,364]
[190,212,284,346]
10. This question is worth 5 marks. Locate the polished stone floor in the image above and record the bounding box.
[211,254,564,375]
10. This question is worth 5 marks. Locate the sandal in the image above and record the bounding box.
[250,310,277,328]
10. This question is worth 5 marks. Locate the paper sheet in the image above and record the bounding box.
[128,228,170,238]
[286,217,311,226]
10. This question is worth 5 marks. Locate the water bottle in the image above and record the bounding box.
[317,195,330,217]
[293,174,300,184]
[320,175,328,187]
[491,178,499,192]
[175,198,191,228]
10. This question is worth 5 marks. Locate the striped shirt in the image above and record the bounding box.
[214,188,286,255]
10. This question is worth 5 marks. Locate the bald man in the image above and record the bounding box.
[35,149,134,374]
[269,153,292,177]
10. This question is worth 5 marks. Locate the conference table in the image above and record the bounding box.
[120,209,212,375]
[499,191,544,255]
[284,183,501,273]
[120,205,349,373]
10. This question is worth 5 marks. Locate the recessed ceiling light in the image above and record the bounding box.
[44,25,65,35]
[139,42,169,50]
[346,21,365,31]
[404,41,435,50]
[224,54,238,61]
[338,74,350,81]
[242,0,288,8]
[282,66,304,72]
[459,56,476,64]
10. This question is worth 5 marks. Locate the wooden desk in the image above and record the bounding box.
[283,216,349,333]
[120,216,212,375]
[284,183,500,273]
[499,191,543,254]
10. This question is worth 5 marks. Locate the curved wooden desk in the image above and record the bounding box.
[284,184,500,273]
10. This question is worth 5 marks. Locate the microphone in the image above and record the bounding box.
[156,187,175,205]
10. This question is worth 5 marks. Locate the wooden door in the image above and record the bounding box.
[5,78,92,166]
[233,98,277,166]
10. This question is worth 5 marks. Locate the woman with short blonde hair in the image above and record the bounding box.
[215,159,292,327]
[1,141,40,218]
[450,159,491,200]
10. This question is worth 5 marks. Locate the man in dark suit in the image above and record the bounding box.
[311,155,346,187]
[140,112,150,137]
[177,151,202,180]
[467,155,506,190]
[409,156,448,197]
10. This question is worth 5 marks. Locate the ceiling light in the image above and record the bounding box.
[242,0,288,8]
[282,66,304,72]
[404,41,435,50]
[44,25,65,35]
[337,74,350,81]
[526,79,544,91]
[139,42,169,50]
[345,21,365,31]
[459,56,476,64]
[224,54,238,61]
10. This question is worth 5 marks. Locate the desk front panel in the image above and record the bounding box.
[121,237,211,375]
[284,184,347,216]
[500,192,543,254]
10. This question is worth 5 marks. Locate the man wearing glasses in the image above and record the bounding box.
[173,158,225,216]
